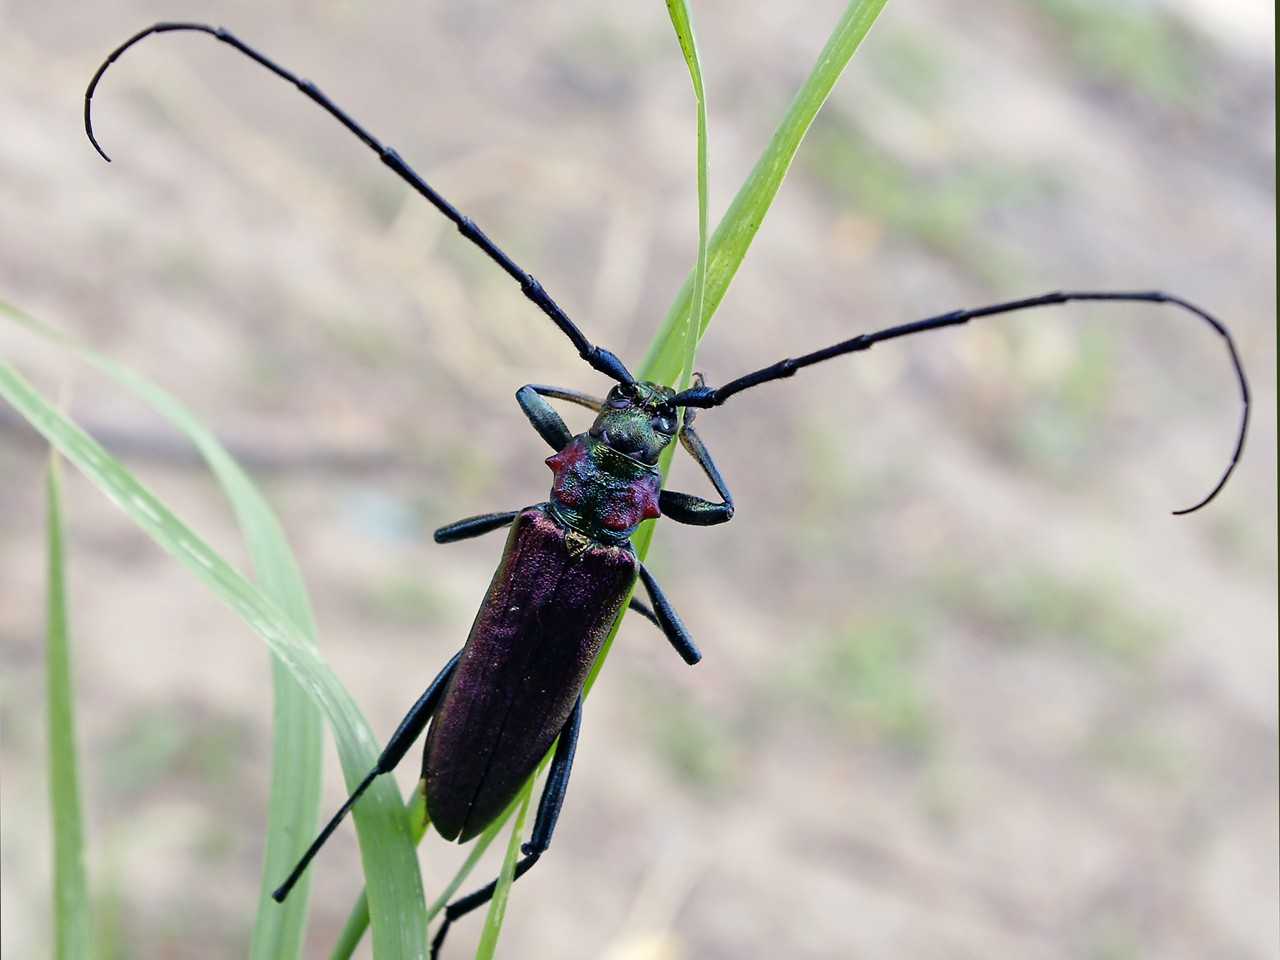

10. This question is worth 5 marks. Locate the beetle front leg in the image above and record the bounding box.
[429,695,585,959]
[272,649,463,902]
[516,384,604,451]
[659,391,734,526]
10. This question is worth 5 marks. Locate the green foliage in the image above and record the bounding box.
[5,1,890,955]
[45,457,93,960]
[1,305,427,960]
[640,0,890,380]
[474,788,532,959]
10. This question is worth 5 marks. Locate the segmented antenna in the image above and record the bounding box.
[674,290,1249,515]
[84,22,634,385]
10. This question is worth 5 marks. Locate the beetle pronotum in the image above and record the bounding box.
[84,21,1250,959]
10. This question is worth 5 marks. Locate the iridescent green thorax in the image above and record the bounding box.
[546,434,662,543]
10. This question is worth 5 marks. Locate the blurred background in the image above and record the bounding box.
[1,1,1275,957]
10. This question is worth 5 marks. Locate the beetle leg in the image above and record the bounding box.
[659,419,735,526]
[429,696,584,959]
[637,564,701,665]
[522,694,583,856]
[433,510,520,544]
[628,595,662,630]
[272,649,463,903]
[517,383,604,451]
[527,383,605,413]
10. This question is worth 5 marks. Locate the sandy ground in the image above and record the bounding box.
[1,1,1276,958]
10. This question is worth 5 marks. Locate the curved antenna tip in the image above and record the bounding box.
[1170,467,1233,517]
[84,97,112,162]
[89,137,112,163]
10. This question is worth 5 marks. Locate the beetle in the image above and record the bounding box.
[84,22,1250,959]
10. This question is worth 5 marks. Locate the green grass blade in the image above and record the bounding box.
[0,337,428,959]
[11,302,324,958]
[424,812,507,926]
[252,656,324,960]
[593,0,890,693]
[666,0,711,390]
[474,783,533,960]
[328,783,426,960]
[397,1,891,948]
[107,364,324,960]
[45,454,93,960]
[641,0,890,380]
[331,757,531,960]
[54,330,325,960]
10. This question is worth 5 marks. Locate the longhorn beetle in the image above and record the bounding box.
[85,22,1250,959]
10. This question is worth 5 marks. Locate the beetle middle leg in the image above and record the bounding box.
[636,563,701,665]
[271,649,463,902]
[429,695,585,959]
[434,510,521,544]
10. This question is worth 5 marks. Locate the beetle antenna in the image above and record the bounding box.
[83,22,635,385]
[672,290,1249,515]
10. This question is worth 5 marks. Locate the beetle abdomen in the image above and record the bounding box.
[423,505,636,842]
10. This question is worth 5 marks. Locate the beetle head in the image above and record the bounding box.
[590,381,678,465]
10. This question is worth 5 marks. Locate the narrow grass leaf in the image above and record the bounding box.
[328,783,427,960]
[8,302,325,957]
[17,4,889,954]
[474,783,533,960]
[424,811,507,926]
[666,0,711,390]
[594,0,890,692]
[641,0,890,378]
[332,752,539,960]
[0,343,427,960]
[410,0,891,945]
[45,454,93,960]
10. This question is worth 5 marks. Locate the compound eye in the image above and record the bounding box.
[607,394,632,410]
[651,414,676,435]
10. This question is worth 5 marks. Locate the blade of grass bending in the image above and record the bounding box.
[330,752,538,960]
[474,784,533,960]
[0,351,428,960]
[411,1,892,946]
[593,0,890,694]
[640,0,890,376]
[472,8,717,952]
[115,368,324,960]
[328,782,426,960]
[46,454,93,960]
[54,325,323,960]
[424,813,507,926]
[666,0,711,391]
[9,303,324,958]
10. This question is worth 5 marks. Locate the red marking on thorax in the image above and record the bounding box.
[547,436,661,535]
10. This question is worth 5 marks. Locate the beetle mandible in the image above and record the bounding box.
[83,22,1251,959]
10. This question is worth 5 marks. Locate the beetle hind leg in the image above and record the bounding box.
[429,694,584,959]
[271,649,463,903]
